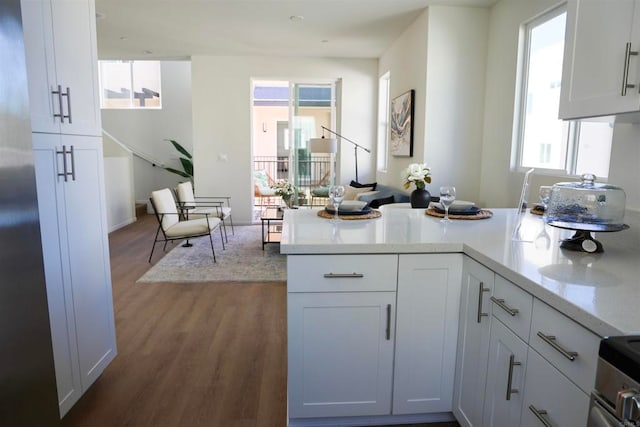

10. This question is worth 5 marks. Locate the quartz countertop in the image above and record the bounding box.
[280,205,640,337]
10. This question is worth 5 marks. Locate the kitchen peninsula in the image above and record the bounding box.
[281,207,640,427]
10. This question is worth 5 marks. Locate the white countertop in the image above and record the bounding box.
[281,205,640,337]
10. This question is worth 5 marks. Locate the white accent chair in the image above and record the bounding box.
[175,181,234,242]
[148,188,223,263]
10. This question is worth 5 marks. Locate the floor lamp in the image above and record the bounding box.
[318,125,371,183]
[309,136,338,187]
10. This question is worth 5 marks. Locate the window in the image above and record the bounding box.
[377,71,391,172]
[514,5,613,177]
[98,60,161,109]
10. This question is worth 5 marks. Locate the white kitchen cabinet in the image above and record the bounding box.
[33,133,116,416]
[453,257,494,427]
[287,292,396,418]
[482,318,528,427]
[393,254,462,414]
[559,0,640,119]
[20,0,101,136]
[521,348,590,427]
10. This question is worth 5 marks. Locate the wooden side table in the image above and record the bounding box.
[261,208,284,250]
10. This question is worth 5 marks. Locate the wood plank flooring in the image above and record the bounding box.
[61,215,459,427]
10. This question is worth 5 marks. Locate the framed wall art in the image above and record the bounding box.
[390,89,414,157]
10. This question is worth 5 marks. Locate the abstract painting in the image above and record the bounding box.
[390,89,414,157]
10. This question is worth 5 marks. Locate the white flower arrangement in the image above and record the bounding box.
[272,179,295,200]
[401,163,432,190]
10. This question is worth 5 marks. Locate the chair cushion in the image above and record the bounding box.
[151,188,179,230]
[176,181,196,207]
[164,217,220,238]
[311,186,330,197]
[191,206,231,219]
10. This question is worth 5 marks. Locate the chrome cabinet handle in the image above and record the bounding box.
[506,354,521,401]
[622,42,638,96]
[477,281,491,323]
[490,296,519,316]
[386,304,391,341]
[56,145,75,182]
[52,85,65,123]
[529,405,553,427]
[51,85,72,123]
[323,273,364,278]
[537,332,578,361]
[61,86,72,123]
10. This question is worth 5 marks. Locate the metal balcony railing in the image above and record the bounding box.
[253,155,332,206]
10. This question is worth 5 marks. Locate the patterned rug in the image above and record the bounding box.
[137,225,286,283]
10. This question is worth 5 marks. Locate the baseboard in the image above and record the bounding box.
[288,412,456,426]
[108,217,136,233]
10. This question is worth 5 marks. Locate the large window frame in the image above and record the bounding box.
[98,60,162,109]
[377,71,391,173]
[513,4,613,179]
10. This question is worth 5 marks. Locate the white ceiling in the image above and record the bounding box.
[95,0,497,60]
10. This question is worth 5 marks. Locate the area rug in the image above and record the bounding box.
[137,225,286,283]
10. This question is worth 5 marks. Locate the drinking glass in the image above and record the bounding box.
[328,185,345,222]
[439,186,456,223]
[538,186,552,210]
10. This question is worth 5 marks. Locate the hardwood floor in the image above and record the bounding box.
[61,215,459,427]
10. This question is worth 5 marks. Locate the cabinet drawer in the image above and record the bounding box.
[490,275,532,342]
[521,348,589,427]
[287,255,398,293]
[529,299,599,394]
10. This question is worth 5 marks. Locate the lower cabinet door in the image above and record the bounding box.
[453,257,494,427]
[393,254,462,414]
[287,292,395,418]
[483,318,528,427]
[521,349,589,427]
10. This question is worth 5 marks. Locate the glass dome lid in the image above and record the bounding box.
[544,173,627,232]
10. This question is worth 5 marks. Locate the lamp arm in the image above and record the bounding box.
[321,126,371,153]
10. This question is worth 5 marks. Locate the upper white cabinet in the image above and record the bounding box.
[21,0,101,136]
[393,254,462,415]
[559,0,640,119]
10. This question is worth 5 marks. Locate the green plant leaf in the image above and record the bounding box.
[166,139,192,159]
[179,157,193,177]
[164,167,191,178]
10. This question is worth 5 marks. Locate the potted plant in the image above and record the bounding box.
[272,179,296,209]
[401,163,432,208]
[164,139,193,181]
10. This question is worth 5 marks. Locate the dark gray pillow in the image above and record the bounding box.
[350,180,377,191]
[369,195,395,209]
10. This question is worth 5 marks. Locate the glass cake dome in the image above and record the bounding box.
[543,174,628,253]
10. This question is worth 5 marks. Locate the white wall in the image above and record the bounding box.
[479,0,640,211]
[378,7,489,203]
[101,61,193,203]
[191,55,378,224]
[609,124,640,211]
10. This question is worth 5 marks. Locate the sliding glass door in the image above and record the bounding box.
[288,81,336,206]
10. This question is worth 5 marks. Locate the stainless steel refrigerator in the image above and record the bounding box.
[0,0,61,424]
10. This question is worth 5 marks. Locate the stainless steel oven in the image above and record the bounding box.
[588,336,640,427]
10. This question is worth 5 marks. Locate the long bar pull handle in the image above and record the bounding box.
[52,85,65,123]
[477,282,491,323]
[323,273,364,278]
[61,87,72,123]
[529,405,553,427]
[490,296,519,316]
[622,42,638,96]
[56,145,68,181]
[506,354,521,401]
[69,145,76,181]
[386,304,391,340]
[537,332,578,361]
